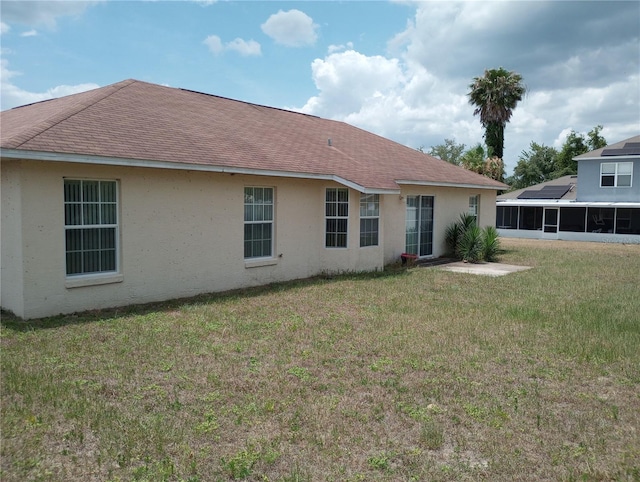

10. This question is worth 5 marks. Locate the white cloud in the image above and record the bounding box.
[0,22,9,35]
[21,30,38,38]
[328,42,353,54]
[298,2,639,174]
[203,35,261,57]
[0,59,98,110]
[261,9,318,47]
[1,1,102,29]
[203,35,224,55]
[226,38,261,57]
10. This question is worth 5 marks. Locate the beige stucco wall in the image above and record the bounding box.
[1,159,497,319]
[1,160,25,316]
[383,186,498,262]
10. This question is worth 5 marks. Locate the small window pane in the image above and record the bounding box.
[66,229,82,251]
[65,180,82,203]
[618,175,632,187]
[102,204,117,224]
[101,250,116,271]
[66,252,83,275]
[601,163,616,174]
[83,181,100,202]
[83,204,100,225]
[101,181,116,202]
[601,175,615,187]
[65,203,82,225]
[618,163,632,175]
[326,203,336,217]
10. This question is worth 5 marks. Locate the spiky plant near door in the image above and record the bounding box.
[445,213,501,263]
[482,226,500,262]
[458,224,483,262]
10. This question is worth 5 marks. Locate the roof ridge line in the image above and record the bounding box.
[4,79,136,149]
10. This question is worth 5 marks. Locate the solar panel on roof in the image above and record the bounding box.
[517,190,542,199]
[602,144,640,156]
[516,185,571,200]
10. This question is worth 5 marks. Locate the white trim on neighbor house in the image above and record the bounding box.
[0,148,400,195]
[576,155,638,161]
[497,200,640,208]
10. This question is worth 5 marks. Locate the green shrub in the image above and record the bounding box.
[445,213,477,257]
[458,224,483,262]
[482,226,500,262]
[445,213,500,263]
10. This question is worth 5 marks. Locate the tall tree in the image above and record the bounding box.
[587,124,607,150]
[554,126,608,177]
[428,138,466,166]
[506,142,558,190]
[468,67,526,159]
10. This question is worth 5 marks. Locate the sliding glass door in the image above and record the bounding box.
[405,196,434,257]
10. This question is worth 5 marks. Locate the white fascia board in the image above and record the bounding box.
[497,199,640,208]
[395,179,505,191]
[577,155,640,161]
[0,148,399,194]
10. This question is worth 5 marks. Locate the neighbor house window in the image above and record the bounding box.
[601,162,633,187]
[326,188,348,248]
[64,179,118,276]
[469,195,479,223]
[244,187,274,258]
[360,193,379,247]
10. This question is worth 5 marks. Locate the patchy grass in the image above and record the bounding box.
[1,239,639,481]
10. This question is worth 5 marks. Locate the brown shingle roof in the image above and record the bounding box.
[1,79,506,191]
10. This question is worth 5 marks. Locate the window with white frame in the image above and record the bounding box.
[244,187,274,259]
[469,195,479,223]
[360,193,379,247]
[326,188,349,248]
[64,179,118,276]
[601,162,633,187]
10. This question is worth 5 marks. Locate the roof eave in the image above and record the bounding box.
[0,148,399,194]
[576,155,639,161]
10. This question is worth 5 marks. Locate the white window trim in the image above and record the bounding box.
[600,162,633,188]
[469,195,479,222]
[359,193,379,248]
[325,187,349,248]
[64,178,121,283]
[243,186,275,260]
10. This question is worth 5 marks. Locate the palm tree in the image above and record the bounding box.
[468,67,526,160]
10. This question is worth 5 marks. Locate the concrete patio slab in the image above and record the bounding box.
[437,262,532,277]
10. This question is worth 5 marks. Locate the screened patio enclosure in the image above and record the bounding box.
[496,202,640,243]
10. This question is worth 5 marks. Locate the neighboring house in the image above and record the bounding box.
[496,135,640,243]
[1,79,506,319]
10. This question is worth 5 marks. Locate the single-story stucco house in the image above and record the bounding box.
[1,79,506,319]
[496,135,640,243]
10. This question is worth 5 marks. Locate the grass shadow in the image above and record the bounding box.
[1,265,411,332]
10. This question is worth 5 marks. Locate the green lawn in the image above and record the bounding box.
[2,239,639,481]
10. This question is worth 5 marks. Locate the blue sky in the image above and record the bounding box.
[1,1,639,174]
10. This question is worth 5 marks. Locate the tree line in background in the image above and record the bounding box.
[426,125,607,191]
[420,66,608,191]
